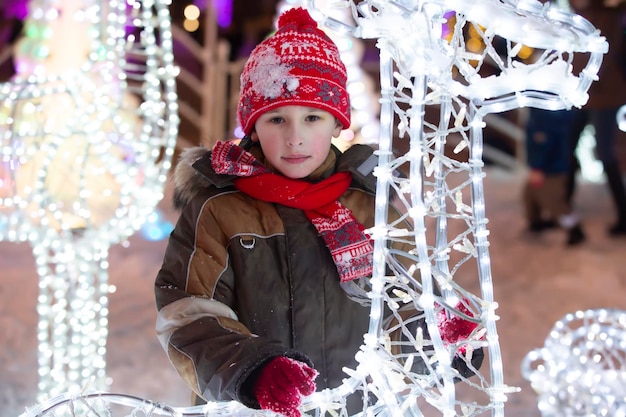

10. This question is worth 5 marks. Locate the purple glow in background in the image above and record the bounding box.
[193,0,232,28]
[212,0,233,28]
[442,10,455,39]
[1,0,29,20]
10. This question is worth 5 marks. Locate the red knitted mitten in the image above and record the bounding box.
[436,300,480,353]
[253,356,318,417]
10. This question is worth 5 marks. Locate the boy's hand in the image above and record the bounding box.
[437,300,480,353]
[254,356,318,417]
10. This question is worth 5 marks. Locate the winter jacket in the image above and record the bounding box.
[154,141,400,409]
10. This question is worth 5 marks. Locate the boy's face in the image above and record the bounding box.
[251,105,343,179]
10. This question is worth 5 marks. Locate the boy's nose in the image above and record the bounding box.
[287,137,303,147]
[286,128,303,146]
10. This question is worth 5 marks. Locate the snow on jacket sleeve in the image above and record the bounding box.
[154,190,310,408]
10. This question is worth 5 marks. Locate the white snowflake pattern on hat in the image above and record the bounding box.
[248,46,299,99]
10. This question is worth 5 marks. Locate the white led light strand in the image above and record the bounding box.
[0,0,179,403]
[18,0,606,416]
[618,105,626,132]
[300,0,606,416]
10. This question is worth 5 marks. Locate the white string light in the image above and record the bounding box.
[297,0,605,415]
[618,105,626,132]
[18,0,606,416]
[0,0,179,403]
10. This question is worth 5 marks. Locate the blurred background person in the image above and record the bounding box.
[567,0,626,236]
[523,107,586,246]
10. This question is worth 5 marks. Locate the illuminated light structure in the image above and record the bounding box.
[0,0,178,403]
[299,0,606,415]
[522,309,626,417]
[18,0,606,416]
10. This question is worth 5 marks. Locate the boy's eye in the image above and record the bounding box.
[306,115,321,122]
[269,117,284,124]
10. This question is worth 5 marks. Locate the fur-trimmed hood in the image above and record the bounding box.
[172,146,215,209]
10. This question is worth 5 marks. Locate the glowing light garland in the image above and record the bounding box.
[1,0,179,403]
[18,0,606,416]
[522,309,626,417]
[618,105,626,132]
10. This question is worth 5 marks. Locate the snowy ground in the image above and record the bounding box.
[2,167,626,417]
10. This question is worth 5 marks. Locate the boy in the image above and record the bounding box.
[155,8,480,417]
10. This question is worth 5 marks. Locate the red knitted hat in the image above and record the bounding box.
[237,7,351,135]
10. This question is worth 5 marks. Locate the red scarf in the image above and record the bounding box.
[211,140,373,282]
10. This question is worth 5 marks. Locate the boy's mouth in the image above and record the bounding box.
[282,155,309,164]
